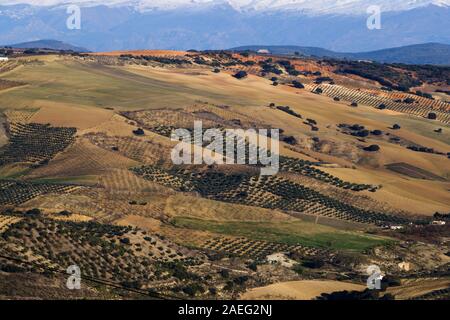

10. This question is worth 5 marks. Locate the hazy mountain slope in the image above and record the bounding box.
[352,43,450,65]
[0,3,448,53]
[5,39,89,52]
[232,43,450,65]
[4,0,449,15]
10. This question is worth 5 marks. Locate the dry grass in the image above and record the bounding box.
[27,138,138,180]
[90,50,188,57]
[241,280,365,300]
[386,278,450,300]
[164,194,294,222]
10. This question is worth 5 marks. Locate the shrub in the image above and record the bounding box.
[292,80,304,89]
[120,238,131,245]
[282,136,297,145]
[428,112,437,120]
[364,145,380,152]
[26,208,41,216]
[371,130,383,136]
[302,259,325,269]
[132,128,145,136]
[233,71,248,79]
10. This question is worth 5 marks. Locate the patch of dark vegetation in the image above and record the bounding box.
[233,71,248,79]
[0,123,76,167]
[132,166,409,225]
[132,128,145,136]
[259,60,283,75]
[315,77,334,84]
[385,163,446,181]
[0,181,79,206]
[120,55,191,66]
[338,124,384,139]
[276,105,302,119]
[292,80,304,89]
[281,136,297,145]
[0,213,223,299]
[316,289,395,300]
[390,224,450,245]
[328,60,426,91]
[363,145,380,152]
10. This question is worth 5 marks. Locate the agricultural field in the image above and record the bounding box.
[0,52,448,300]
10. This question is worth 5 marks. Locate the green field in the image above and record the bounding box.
[0,58,256,111]
[173,217,393,251]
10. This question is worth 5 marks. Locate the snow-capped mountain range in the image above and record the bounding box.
[2,0,450,15]
[0,1,449,53]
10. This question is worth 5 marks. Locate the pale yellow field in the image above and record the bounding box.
[241,280,365,300]
[386,278,450,300]
[164,194,295,222]
[28,100,114,130]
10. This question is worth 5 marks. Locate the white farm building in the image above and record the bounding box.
[257,49,270,54]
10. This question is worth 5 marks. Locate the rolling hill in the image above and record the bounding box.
[3,40,89,52]
[231,43,450,65]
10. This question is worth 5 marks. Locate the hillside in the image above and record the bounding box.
[4,40,89,53]
[0,50,448,300]
[231,43,450,65]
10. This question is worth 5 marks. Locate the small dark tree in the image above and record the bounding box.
[371,130,383,136]
[364,145,380,152]
[292,80,304,89]
[233,71,248,79]
[133,128,145,136]
[26,208,41,216]
[428,112,437,120]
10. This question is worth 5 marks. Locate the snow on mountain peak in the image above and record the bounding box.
[2,0,449,15]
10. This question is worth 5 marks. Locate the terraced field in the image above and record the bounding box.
[0,180,82,206]
[0,215,22,234]
[132,166,410,225]
[202,236,329,259]
[0,123,76,167]
[305,83,450,124]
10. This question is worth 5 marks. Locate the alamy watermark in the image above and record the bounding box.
[171,121,280,176]
[367,5,382,30]
[66,5,81,30]
[66,265,81,290]
[366,265,383,290]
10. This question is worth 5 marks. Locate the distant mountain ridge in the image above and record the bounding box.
[4,40,89,52]
[0,3,449,53]
[5,0,450,15]
[231,43,450,65]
